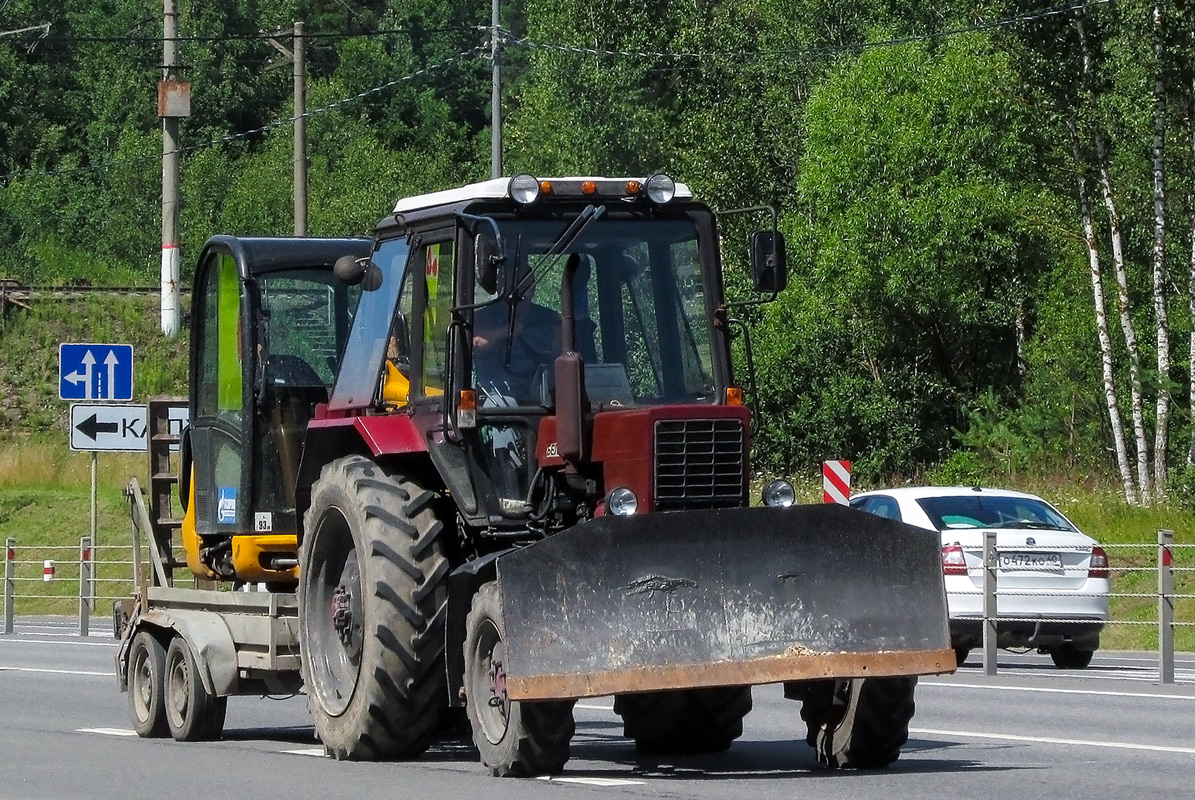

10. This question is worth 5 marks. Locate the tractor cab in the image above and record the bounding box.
[311,175,786,536]
[180,236,369,583]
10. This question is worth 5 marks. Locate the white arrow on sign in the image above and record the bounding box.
[81,351,96,400]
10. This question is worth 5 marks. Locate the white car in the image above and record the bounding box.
[850,486,1110,669]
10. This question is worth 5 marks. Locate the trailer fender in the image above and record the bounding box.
[138,609,239,697]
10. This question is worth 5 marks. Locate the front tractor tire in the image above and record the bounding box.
[802,677,917,769]
[299,456,450,760]
[614,687,752,753]
[464,581,576,776]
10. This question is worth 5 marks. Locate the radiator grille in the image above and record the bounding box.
[653,419,746,510]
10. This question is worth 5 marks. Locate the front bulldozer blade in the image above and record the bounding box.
[495,504,953,701]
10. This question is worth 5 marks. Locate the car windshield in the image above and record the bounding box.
[916,495,1076,532]
[475,216,716,406]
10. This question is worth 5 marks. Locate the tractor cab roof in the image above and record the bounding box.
[390,175,694,216]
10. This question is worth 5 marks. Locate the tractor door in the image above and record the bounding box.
[186,249,251,566]
[184,239,362,581]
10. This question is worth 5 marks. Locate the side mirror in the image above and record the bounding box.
[750,230,787,293]
[334,255,383,291]
[475,234,502,295]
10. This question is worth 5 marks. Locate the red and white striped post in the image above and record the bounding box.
[822,460,851,505]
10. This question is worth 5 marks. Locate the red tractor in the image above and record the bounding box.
[119,174,952,775]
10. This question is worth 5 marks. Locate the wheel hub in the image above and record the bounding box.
[330,584,355,646]
[488,647,508,713]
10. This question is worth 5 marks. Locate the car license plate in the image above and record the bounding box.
[998,551,1063,570]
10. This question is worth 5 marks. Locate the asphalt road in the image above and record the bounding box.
[1,617,1193,800]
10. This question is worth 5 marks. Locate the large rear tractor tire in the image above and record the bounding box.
[299,456,450,760]
[802,677,917,769]
[164,636,226,742]
[464,581,576,776]
[614,687,752,753]
[127,630,169,738]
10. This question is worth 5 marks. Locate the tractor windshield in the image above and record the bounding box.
[473,215,718,407]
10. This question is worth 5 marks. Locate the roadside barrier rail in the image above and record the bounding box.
[940,532,1194,682]
[3,530,1193,683]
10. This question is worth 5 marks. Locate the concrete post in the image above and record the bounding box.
[983,530,998,676]
[4,538,14,634]
[1158,529,1174,685]
[79,537,91,637]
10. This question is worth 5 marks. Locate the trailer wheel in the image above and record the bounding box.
[299,456,449,760]
[128,630,168,738]
[805,677,917,769]
[164,636,225,742]
[464,581,576,776]
[614,687,752,753]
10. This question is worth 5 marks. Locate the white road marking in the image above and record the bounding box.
[0,666,109,676]
[536,776,646,786]
[923,680,1195,701]
[79,728,137,737]
[0,637,116,648]
[285,748,328,757]
[911,727,1195,755]
[575,703,614,711]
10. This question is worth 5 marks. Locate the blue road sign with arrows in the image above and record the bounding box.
[59,343,134,401]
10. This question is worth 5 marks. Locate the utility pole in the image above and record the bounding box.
[293,21,307,236]
[490,0,502,179]
[158,0,189,337]
[268,25,308,236]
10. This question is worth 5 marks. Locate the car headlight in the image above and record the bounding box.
[761,479,796,508]
[607,487,639,517]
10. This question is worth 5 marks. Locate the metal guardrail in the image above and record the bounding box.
[2,535,196,636]
[3,528,1192,682]
[939,530,1193,682]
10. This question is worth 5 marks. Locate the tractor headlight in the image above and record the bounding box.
[762,479,796,508]
[643,173,676,204]
[508,173,541,205]
[607,487,639,517]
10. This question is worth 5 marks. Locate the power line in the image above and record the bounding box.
[0,46,489,184]
[0,0,1117,184]
[504,0,1116,64]
[0,25,486,45]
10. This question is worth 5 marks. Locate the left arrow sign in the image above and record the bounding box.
[75,413,120,441]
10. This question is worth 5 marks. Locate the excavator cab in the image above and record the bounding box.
[179,236,369,583]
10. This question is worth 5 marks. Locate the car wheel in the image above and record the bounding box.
[1050,645,1094,669]
[953,646,971,667]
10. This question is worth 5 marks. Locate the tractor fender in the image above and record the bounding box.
[137,609,239,697]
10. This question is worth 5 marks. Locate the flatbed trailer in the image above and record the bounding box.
[114,400,303,738]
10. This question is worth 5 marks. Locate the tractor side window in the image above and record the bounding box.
[381,268,416,408]
[420,240,454,396]
[259,274,348,387]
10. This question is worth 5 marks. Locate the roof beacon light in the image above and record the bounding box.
[509,174,541,205]
[644,173,677,204]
